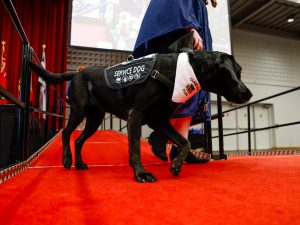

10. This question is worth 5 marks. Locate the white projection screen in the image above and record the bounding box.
[70,0,231,54]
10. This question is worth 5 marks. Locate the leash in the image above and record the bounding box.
[150,70,174,90]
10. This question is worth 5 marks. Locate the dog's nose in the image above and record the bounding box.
[235,88,253,104]
[244,90,253,100]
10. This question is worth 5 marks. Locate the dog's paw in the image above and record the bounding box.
[170,167,181,176]
[135,172,157,183]
[63,153,72,169]
[75,163,89,170]
[170,158,183,176]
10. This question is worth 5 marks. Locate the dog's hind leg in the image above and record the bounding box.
[127,109,157,183]
[74,109,105,170]
[62,108,85,169]
[148,121,190,176]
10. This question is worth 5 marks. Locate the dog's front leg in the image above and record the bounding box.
[127,109,157,183]
[149,121,190,176]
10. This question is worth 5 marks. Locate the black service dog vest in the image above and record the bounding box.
[104,54,157,89]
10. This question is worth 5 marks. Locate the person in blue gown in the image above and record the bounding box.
[133,0,217,163]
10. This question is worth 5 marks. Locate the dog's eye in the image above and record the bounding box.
[236,64,242,74]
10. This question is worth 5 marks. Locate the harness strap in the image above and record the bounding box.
[150,70,174,90]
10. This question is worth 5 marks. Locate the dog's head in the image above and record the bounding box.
[168,32,252,104]
[190,51,252,104]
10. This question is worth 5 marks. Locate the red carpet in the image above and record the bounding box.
[0,130,300,225]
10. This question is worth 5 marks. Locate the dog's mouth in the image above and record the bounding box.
[225,88,253,104]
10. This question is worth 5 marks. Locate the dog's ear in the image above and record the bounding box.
[215,52,237,67]
[220,53,241,71]
[216,53,242,79]
[168,32,194,53]
[214,51,226,64]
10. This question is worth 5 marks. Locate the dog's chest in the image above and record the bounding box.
[104,54,157,89]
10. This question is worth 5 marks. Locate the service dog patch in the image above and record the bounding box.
[104,54,157,89]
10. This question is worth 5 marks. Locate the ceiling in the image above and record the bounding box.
[229,0,300,39]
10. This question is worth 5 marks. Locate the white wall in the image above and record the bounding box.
[230,30,300,148]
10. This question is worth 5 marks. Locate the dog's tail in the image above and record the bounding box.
[28,61,77,84]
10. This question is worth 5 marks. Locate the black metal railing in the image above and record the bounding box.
[98,86,299,159]
[99,114,127,132]
[214,85,300,157]
[0,0,65,167]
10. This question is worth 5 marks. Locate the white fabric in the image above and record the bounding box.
[172,53,201,103]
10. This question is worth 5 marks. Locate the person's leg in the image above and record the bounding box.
[148,117,211,163]
[148,130,169,161]
[170,117,211,163]
[148,117,192,161]
[170,116,192,139]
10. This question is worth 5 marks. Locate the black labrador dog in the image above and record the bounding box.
[29,49,252,183]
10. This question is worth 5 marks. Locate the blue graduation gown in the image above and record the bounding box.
[133,0,212,121]
[134,0,212,54]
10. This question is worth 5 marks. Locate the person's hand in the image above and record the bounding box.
[188,28,203,50]
[211,0,217,8]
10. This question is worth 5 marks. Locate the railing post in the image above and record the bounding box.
[44,85,50,141]
[110,114,113,130]
[17,44,32,161]
[247,105,251,155]
[59,84,64,129]
[217,95,225,159]
[52,88,57,133]
[204,121,213,156]
[58,99,63,129]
